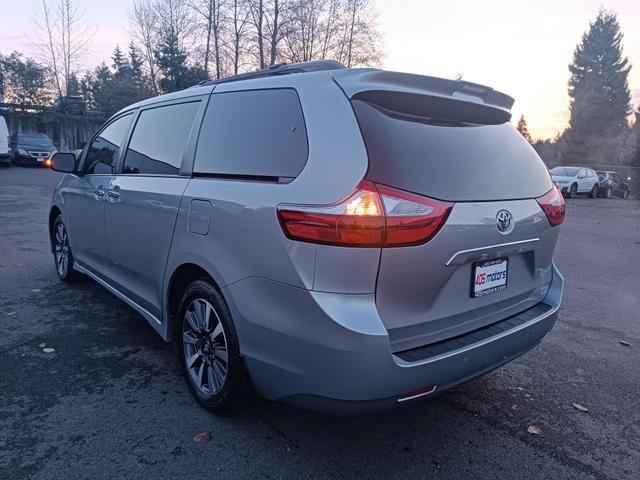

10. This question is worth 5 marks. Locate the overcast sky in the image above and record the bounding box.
[1,0,638,139]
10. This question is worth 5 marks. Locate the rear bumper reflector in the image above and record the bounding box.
[397,385,437,402]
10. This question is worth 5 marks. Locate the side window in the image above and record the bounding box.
[194,89,308,178]
[84,113,133,174]
[578,168,585,178]
[123,101,200,175]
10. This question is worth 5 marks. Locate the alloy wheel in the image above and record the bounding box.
[182,298,229,396]
[54,222,70,277]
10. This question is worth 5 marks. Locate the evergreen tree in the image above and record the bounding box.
[154,30,207,93]
[155,30,188,93]
[565,9,631,163]
[0,52,51,105]
[112,46,132,78]
[517,115,534,144]
[81,44,157,118]
[66,72,80,96]
[128,42,144,79]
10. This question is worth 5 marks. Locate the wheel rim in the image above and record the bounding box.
[183,298,228,396]
[54,222,70,277]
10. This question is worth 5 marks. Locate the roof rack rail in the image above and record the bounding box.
[197,60,345,87]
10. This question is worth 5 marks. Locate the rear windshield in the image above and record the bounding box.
[352,99,552,202]
[551,166,579,176]
[18,134,52,147]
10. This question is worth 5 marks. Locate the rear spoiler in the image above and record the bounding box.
[331,68,514,116]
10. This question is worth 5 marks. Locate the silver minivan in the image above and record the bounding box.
[49,61,565,414]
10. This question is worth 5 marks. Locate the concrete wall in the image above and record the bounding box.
[0,108,105,152]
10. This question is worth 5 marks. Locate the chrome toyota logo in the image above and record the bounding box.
[496,210,513,234]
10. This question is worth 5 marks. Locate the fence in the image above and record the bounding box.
[0,104,105,152]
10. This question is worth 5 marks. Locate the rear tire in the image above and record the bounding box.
[177,279,242,414]
[569,183,578,198]
[52,216,82,283]
[589,185,598,198]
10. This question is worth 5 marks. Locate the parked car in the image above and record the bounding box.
[48,61,565,414]
[0,116,10,167]
[597,171,630,199]
[10,132,56,167]
[53,95,86,115]
[550,166,599,198]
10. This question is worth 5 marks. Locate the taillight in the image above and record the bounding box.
[376,184,453,246]
[537,186,565,226]
[277,181,452,247]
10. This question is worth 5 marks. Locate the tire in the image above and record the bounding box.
[589,184,598,198]
[605,187,612,198]
[52,216,82,283]
[176,279,242,413]
[569,183,578,198]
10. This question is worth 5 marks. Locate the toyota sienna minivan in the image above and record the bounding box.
[49,60,565,414]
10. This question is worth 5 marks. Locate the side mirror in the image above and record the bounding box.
[51,152,77,173]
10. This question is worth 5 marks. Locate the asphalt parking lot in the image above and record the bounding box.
[1,166,639,480]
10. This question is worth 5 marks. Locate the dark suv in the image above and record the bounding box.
[597,171,630,199]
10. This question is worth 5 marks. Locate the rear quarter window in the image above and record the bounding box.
[194,88,308,179]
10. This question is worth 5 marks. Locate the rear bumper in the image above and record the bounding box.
[225,263,563,415]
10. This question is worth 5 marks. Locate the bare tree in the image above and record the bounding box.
[31,0,91,97]
[277,0,380,67]
[283,0,326,62]
[228,0,251,75]
[336,0,381,67]
[249,0,267,69]
[129,0,161,94]
[191,0,225,78]
[263,0,293,66]
[319,0,339,59]
[156,0,197,51]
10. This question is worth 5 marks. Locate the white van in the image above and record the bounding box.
[0,116,10,166]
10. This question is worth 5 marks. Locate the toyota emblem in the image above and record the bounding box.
[496,210,513,234]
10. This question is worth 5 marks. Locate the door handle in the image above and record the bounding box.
[107,190,120,199]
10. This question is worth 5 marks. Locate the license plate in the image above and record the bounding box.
[472,259,508,297]
[36,157,44,162]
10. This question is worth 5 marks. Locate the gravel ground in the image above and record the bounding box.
[1,166,639,480]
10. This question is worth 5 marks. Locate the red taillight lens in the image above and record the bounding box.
[537,186,565,226]
[277,181,452,247]
[277,181,384,247]
[377,184,452,246]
